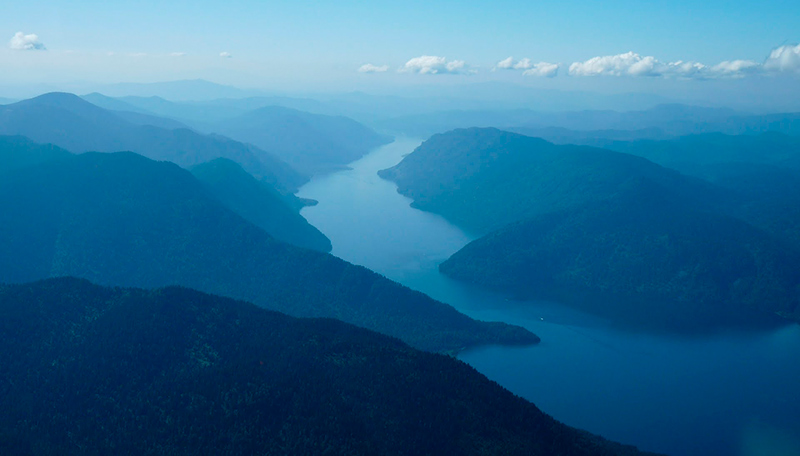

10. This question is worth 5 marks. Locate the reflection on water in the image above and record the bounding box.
[299,138,800,456]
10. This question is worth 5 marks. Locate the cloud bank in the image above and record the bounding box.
[764,44,800,74]
[9,32,45,51]
[522,62,559,78]
[568,51,765,79]
[358,63,389,73]
[401,55,468,74]
[496,57,559,74]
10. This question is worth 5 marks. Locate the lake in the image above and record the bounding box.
[298,137,800,456]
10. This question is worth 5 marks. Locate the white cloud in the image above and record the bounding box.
[709,60,760,78]
[495,57,558,77]
[663,60,707,78]
[129,52,147,57]
[569,52,654,77]
[9,32,45,51]
[358,63,389,73]
[569,51,765,79]
[401,55,469,74]
[220,51,232,58]
[514,58,534,70]
[495,57,538,70]
[496,56,514,69]
[764,44,800,74]
[170,52,187,57]
[522,62,559,78]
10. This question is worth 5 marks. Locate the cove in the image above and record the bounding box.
[297,138,800,456]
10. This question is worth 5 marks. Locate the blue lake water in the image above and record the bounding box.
[298,138,800,456]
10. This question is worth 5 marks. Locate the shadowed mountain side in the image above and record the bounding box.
[0,92,306,193]
[440,181,800,329]
[0,278,658,456]
[0,151,536,353]
[191,158,331,252]
[0,135,72,174]
[213,105,393,175]
[597,133,800,172]
[536,132,800,251]
[379,128,724,236]
[680,162,800,252]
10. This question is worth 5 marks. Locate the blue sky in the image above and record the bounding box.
[2,0,799,100]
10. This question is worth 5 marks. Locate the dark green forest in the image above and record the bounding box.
[440,180,800,329]
[0,278,658,456]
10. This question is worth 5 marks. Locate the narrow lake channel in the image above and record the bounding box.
[298,138,800,456]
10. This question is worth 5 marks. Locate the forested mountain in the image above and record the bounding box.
[0,149,536,352]
[381,127,800,329]
[213,105,393,175]
[0,278,657,456]
[379,127,722,235]
[517,132,800,250]
[0,92,305,192]
[440,181,800,329]
[191,158,332,252]
[0,135,72,174]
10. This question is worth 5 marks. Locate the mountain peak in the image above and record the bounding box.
[13,91,111,117]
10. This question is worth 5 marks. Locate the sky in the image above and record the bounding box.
[1,0,799,107]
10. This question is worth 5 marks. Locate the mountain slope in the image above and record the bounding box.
[0,135,72,175]
[191,158,332,252]
[379,127,723,235]
[0,150,537,352]
[599,132,800,173]
[214,105,393,175]
[0,92,305,192]
[440,181,800,329]
[0,278,656,456]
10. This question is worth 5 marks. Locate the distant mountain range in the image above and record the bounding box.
[380,104,800,139]
[0,278,658,456]
[82,92,394,176]
[92,79,268,101]
[0,92,305,193]
[380,127,800,330]
[0,143,536,352]
[213,106,392,175]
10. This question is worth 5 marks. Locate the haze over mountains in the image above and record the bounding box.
[0,93,305,192]
[2,78,799,455]
[82,91,393,176]
[381,104,800,139]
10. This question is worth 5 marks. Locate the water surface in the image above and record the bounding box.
[298,138,800,456]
